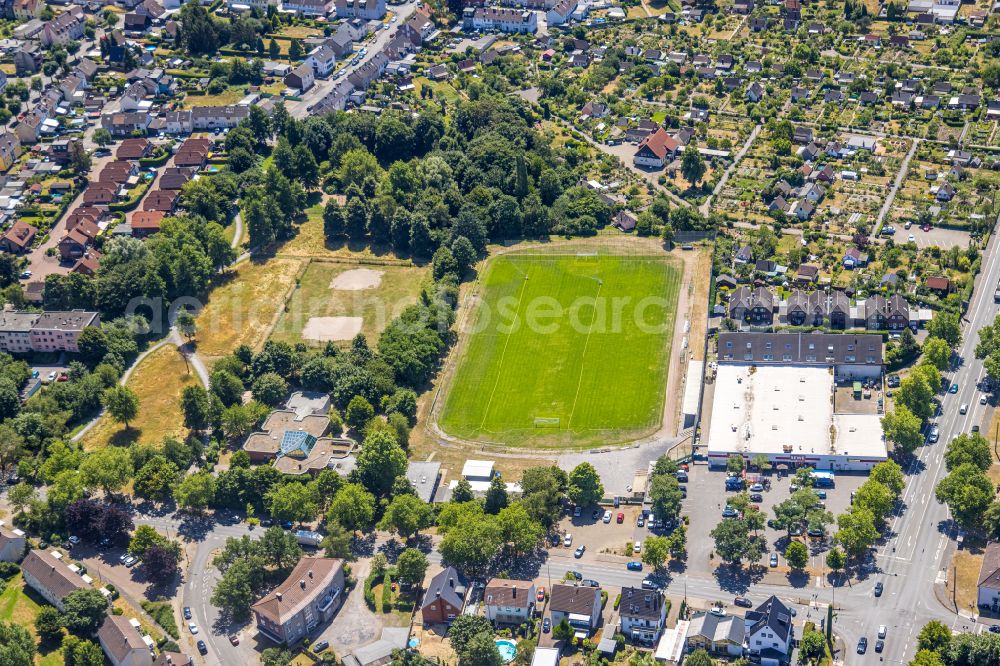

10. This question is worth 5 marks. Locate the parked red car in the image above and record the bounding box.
[616,512,624,523]
[536,587,545,602]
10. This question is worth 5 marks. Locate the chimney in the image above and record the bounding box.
[300,579,306,589]
[276,592,282,601]
[309,570,314,579]
[512,587,517,598]
[449,577,454,588]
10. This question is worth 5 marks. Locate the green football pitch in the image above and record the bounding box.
[438,251,681,448]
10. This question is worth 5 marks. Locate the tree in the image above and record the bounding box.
[133,456,179,502]
[68,141,91,176]
[176,310,197,340]
[910,650,944,666]
[710,517,758,564]
[462,633,503,666]
[439,511,502,575]
[328,483,376,533]
[448,615,494,654]
[567,463,604,507]
[356,429,406,497]
[129,524,167,557]
[895,374,934,423]
[252,372,288,406]
[61,589,108,636]
[922,337,951,371]
[751,453,770,472]
[345,395,375,431]
[181,385,212,432]
[35,605,64,643]
[834,506,878,559]
[102,385,139,429]
[552,617,574,641]
[93,128,113,146]
[642,535,670,570]
[451,479,475,504]
[378,494,433,540]
[881,405,924,454]
[288,38,302,59]
[935,463,994,530]
[826,547,846,572]
[917,620,951,653]
[267,483,319,524]
[211,559,257,620]
[0,620,35,666]
[143,543,180,584]
[681,143,706,186]
[854,479,895,523]
[258,526,303,569]
[321,523,353,559]
[869,460,905,497]
[396,548,428,587]
[784,540,808,569]
[799,630,827,664]
[684,649,713,666]
[80,447,133,496]
[496,503,543,557]
[7,482,36,515]
[323,200,346,240]
[484,476,509,514]
[175,471,216,512]
[726,454,744,473]
[944,432,992,471]
[648,474,683,522]
[63,637,105,666]
[927,310,961,347]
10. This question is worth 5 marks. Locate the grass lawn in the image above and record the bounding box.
[0,574,64,666]
[195,256,306,359]
[81,344,196,451]
[277,203,410,262]
[274,25,323,39]
[183,87,246,108]
[948,549,983,614]
[270,260,428,347]
[438,248,681,448]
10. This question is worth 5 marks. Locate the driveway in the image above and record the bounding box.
[312,556,385,654]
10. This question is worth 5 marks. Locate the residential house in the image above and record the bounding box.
[745,595,794,666]
[101,112,151,137]
[152,653,194,666]
[13,0,41,18]
[41,6,85,45]
[484,579,535,626]
[251,557,345,645]
[619,587,667,643]
[886,294,909,330]
[0,220,36,254]
[159,167,195,190]
[729,286,774,325]
[82,184,118,205]
[790,200,815,220]
[116,137,152,160]
[97,615,150,666]
[131,210,164,237]
[549,584,602,634]
[792,127,813,144]
[0,523,26,562]
[0,312,38,355]
[613,210,637,232]
[734,245,753,264]
[787,290,826,327]
[463,7,538,33]
[843,247,866,269]
[935,182,955,202]
[829,291,850,329]
[716,274,738,290]
[687,611,744,658]
[795,264,819,284]
[0,132,21,172]
[420,567,466,625]
[746,81,765,102]
[282,0,333,16]
[547,0,576,25]
[633,128,679,168]
[334,0,385,19]
[191,105,248,131]
[14,44,43,75]
[925,276,951,293]
[59,228,94,261]
[124,12,149,32]
[285,63,316,93]
[20,549,90,611]
[143,190,179,213]
[977,542,1000,612]
[306,45,337,78]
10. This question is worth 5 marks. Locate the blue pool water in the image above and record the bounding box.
[495,639,517,663]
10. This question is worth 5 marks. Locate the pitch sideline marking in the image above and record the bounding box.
[478,262,532,430]
[565,276,604,430]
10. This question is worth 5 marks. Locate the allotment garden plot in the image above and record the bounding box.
[438,248,681,449]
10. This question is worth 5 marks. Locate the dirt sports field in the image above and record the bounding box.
[435,240,682,449]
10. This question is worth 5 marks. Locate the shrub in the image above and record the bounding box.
[363,571,377,610]
[381,572,392,613]
[613,593,621,610]
[141,601,180,639]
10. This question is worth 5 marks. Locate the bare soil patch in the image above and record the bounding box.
[302,316,363,341]
[330,268,384,291]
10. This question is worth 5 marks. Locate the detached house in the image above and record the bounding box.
[484,579,535,626]
[335,0,385,19]
[619,587,667,643]
[0,523,26,562]
[285,63,315,93]
[21,549,90,611]
[421,567,466,625]
[549,584,602,635]
[633,128,679,169]
[251,557,345,645]
[687,612,744,658]
[745,596,794,666]
[40,6,84,45]
[97,615,150,666]
[977,543,1000,612]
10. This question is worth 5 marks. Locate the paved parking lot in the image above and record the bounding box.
[907,225,972,249]
[683,463,869,581]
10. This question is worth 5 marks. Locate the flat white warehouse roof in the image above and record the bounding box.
[708,364,886,460]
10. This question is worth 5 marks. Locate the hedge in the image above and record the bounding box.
[139,150,172,167]
[107,181,152,212]
[381,572,392,613]
[363,570,378,610]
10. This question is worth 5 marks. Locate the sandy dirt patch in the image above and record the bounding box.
[302,316,363,341]
[330,268,384,290]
